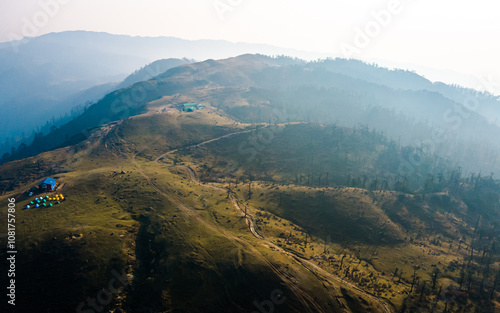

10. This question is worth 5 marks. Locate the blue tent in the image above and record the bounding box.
[38,178,56,191]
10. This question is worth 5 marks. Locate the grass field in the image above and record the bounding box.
[1,109,498,312]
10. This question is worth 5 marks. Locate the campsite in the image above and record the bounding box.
[22,177,66,209]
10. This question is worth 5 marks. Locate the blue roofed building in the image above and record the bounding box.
[38,177,56,191]
[182,103,197,112]
[182,103,206,112]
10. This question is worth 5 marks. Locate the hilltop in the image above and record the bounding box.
[7,54,500,176]
[0,31,323,156]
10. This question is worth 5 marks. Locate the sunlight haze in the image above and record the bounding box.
[1,0,499,91]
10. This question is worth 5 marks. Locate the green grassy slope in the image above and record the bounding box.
[162,111,500,312]
[1,110,391,313]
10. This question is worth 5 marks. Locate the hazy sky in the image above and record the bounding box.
[1,0,499,92]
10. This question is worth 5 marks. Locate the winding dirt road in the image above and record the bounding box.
[177,166,394,313]
[112,122,394,313]
[154,127,262,163]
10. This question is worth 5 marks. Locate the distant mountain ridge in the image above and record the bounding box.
[310,59,500,125]
[0,31,330,155]
[115,58,192,90]
[4,31,498,160]
[5,53,500,177]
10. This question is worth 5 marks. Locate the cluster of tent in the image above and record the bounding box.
[25,194,65,209]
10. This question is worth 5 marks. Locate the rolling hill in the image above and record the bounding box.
[0,110,393,313]
[1,105,500,312]
[7,54,500,176]
[0,31,324,156]
[1,54,500,312]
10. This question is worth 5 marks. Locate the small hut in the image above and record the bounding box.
[38,178,56,191]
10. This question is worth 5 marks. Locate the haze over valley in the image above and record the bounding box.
[1,2,500,313]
